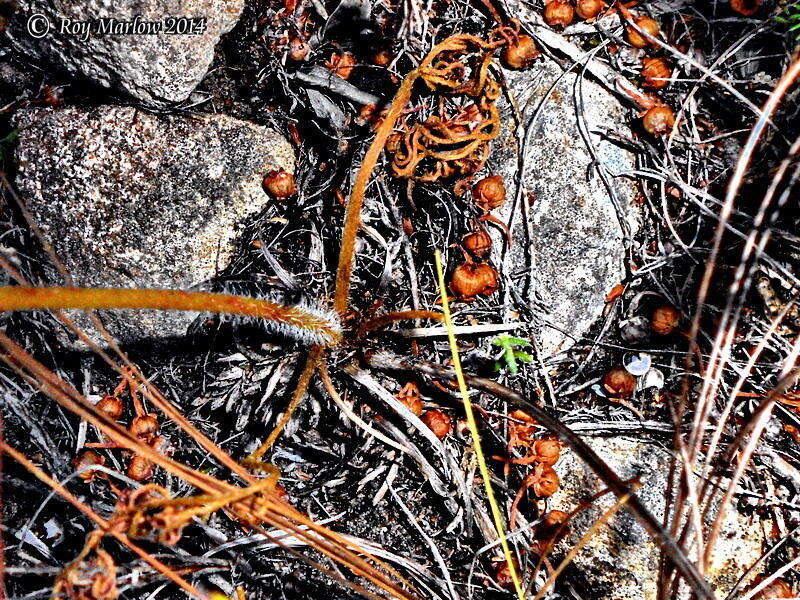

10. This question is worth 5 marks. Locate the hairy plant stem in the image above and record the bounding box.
[0,287,341,346]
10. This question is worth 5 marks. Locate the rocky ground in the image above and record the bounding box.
[0,1,799,600]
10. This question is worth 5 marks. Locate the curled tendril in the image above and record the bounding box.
[386,27,517,183]
[53,547,117,600]
[119,476,285,545]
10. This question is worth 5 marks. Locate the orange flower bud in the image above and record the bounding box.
[543,0,574,27]
[74,449,105,481]
[626,15,660,48]
[288,36,310,61]
[501,34,540,70]
[537,509,570,539]
[326,52,356,79]
[461,228,492,259]
[127,455,154,482]
[262,169,296,200]
[730,0,760,16]
[528,464,560,497]
[130,413,159,439]
[603,366,636,398]
[576,0,604,19]
[641,57,672,89]
[642,106,675,135]
[449,262,499,300]
[396,382,423,416]
[492,559,517,588]
[421,410,451,439]
[96,394,124,421]
[532,438,561,466]
[472,175,506,211]
[651,305,680,335]
[371,48,393,67]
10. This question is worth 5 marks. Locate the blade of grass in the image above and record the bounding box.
[433,250,525,600]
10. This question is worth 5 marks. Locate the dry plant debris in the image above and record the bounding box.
[0,0,799,600]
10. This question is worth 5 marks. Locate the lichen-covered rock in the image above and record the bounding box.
[12,105,294,345]
[7,0,243,105]
[0,53,37,108]
[549,437,764,600]
[489,60,639,356]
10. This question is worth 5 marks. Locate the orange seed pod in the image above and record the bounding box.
[501,34,540,70]
[532,438,561,466]
[641,57,672,89]
[642,106,675,135]
[421,410,451,439]
[326,52,356,79]
[96,395,124,421]
[576,0,604,19]
[263,169,296,200]
[74,449,105,481]
[626,15,660,48]
[127,455,155,481]
[603,366,636,398]
[543,0,575,27]
[530,464,560,497]
[461,229,493,259]
[730,0,760,16]
[472,175,506,212]
[130,413,159,439]
[449,262,500,301]
[651,305,680,335]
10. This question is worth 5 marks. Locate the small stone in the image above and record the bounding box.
[12,105,294,346]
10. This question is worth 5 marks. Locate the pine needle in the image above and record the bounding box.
[433,250,526,600]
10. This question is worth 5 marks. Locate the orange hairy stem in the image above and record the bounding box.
[333,71,421,316]
[0,287,341,346]
[357,310,444,337]
[246,346,325,462]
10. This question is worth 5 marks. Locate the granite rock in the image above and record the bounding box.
[6,0,243,105]
[489,60,639,356]
[549,437,764,600]
[13,105,294,345]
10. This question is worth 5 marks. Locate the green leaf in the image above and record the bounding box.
[491,335,530,347]
[513,350,534,363]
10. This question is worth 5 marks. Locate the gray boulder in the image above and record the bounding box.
[13,105,294,345]
[489,60,639,357]
[6,0,243,105]
[548,437,763,600]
